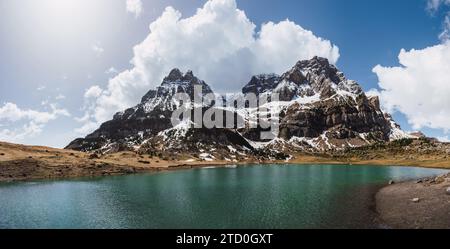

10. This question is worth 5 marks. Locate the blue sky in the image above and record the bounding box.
[1,0,450,147]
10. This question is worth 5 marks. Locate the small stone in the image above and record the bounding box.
[434,176,445,184]
[89,153,99,159]
[446,187,450,195]
[412,198,420,203]
[389,180,395,185]
[416,179,423,184]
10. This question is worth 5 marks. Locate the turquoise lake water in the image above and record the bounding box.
[0,164,447,229]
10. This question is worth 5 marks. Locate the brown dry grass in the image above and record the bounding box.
[1,141,450,182]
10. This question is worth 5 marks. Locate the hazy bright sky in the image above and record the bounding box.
[1,0,450,148]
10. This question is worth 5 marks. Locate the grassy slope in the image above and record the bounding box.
[1,138,450,182]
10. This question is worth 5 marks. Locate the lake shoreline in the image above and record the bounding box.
[376,173,450,229]
[2,155,450,183]
[3,141,450,229]
[1,164,446,229]
[2,141,449,229]
[2,141,450,183]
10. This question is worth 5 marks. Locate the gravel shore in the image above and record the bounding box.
[376,173,450,229]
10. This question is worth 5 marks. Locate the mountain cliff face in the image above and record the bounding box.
[239,56,411,151]
[66,57,412,158]
[66,69,254,158]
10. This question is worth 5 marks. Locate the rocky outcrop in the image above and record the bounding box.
[239,56,400,148]
[242,74,280,96]
[241,56,361,102]
[66,69,251,154]
[278,93,391,141]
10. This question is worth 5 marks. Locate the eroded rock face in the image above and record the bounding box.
[66,69,214,152]
[241,56,361,102]
[66,69,253,155]
[242,74,280,96]
[140,127,254,154]
[278,94,391,141]
[240,56,396,147]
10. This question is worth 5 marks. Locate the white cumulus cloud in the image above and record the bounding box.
[373,41,450,132]
[126,0,143,18]
[437,136,450,142]
[440,15,450,41]
[105,67,118,75]
[427,0,450,41]
[55,94,66,100]
[0,122,43,142]
[0,102,70,143]
[84,85,103,99]
[92,42,104,56]
[427,0,450,12]
[78,0,340,135]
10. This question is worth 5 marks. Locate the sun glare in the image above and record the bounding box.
[17,0,112,37]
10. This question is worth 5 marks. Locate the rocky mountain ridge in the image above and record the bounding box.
[66,57,415,160]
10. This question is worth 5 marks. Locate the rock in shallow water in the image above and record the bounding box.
[412,198,420,203]
[446,187,450,195]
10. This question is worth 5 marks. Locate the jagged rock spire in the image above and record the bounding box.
[165,68,183,81]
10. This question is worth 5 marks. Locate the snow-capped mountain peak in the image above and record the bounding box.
[67,57,413,156]
[242,56,362,102]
